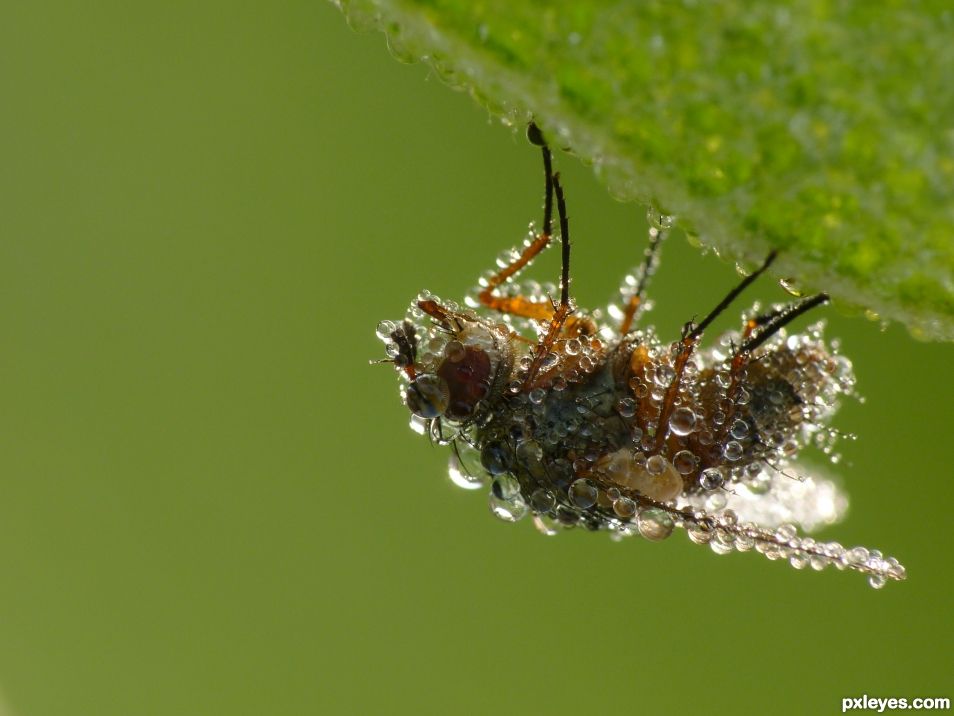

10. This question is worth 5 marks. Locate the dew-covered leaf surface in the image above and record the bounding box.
[334,0,954,340]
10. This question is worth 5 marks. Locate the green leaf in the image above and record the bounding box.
[334,0,954,340]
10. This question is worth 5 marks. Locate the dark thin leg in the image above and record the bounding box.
[741,293,829,354]
[619,223,667,334]
[742,305,788,340]
[528,122,553,238]
[687,251,778,341]
[523,172,573,386]
[555,173,571,308]
[653,251,777,449]
[708,292,829,452]
[541,147,553,238]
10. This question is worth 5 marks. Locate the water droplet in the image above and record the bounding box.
[790,552,809,569]
[688,524,712,544]
[565,338,581,355]
[568,479,598,509]
[616,397,637,418]
[489,492,528,522]
[529,488,556,513]
[637,508,674,541]
[810,555,830,571]
[447,451,486,491]
[496,248,519,268]
[673,450,697,475]
[775,524,797,542]
[613,496,637,520]
[408,414,427,435]
[669,407,697,436]
[516,439,543,463]
[491,474,520,500]
[646,206,675,230]
[480,441,512,475]
[867,574,887,589]
[540,352,560,372]
[699,467,724,490]
[529,388,547,405]
[532,514,559,536]
[779,277,804,297]
[723,440,744,461]
[555,504,579,526]
[729,419,749,439]
[654,364,675,386]
[646,455,667,475]
[406,375,450,419]
[848,546,870,565]
[734,532,754,551]
[710,535,734,555]
[376,320,397,341]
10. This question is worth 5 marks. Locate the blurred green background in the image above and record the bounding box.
[0,3,950,714]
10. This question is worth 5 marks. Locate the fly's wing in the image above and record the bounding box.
[681,463,848,533]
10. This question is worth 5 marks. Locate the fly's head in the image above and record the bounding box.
[376,293,513,432]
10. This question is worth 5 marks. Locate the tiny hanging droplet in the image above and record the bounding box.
[779,277,804,297]
[646,206,675,230]
[637,508,674,541]
[613,496,637,520]
[568,479,598,509]
[489,492,528,522]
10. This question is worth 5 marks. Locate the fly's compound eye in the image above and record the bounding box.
[405,374,450,419]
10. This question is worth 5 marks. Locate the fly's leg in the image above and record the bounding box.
[742,305,788,341]
[739,293,829,354]
[652,252,778,450]
[523,172,575,387]
[711,286,828,451]
[477,123,556,323]
[618,220,668,335]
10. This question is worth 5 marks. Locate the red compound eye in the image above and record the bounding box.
[438,346,492,421]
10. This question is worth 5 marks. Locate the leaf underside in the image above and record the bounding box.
[335,0,954,341]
